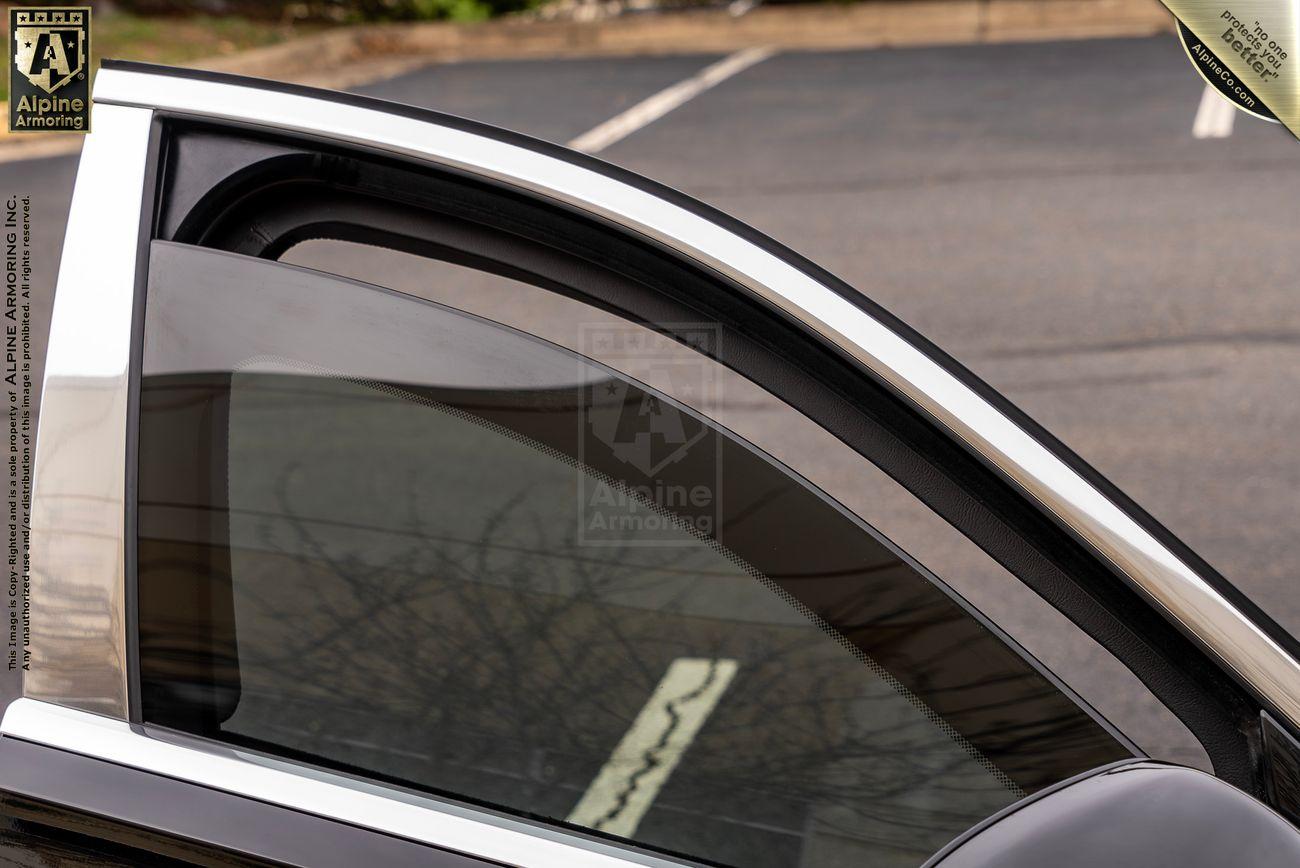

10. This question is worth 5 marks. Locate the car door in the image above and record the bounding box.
[11,59,1300,866]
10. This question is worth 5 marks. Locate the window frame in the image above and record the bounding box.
[141,116,1260,789]
[22,59,1300,862]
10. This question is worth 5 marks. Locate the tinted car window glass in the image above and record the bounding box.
[280,238,1210,772]
[137,242,1132,867]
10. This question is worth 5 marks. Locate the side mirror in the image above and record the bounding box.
[926,761,1300,868]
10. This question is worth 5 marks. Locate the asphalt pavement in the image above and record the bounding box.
[4,35,1297,766]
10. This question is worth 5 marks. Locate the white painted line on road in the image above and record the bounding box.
[1193,84,1236,138]
[568,48,776,154]
[567,657,738,838]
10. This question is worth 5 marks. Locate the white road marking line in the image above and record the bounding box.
[567,48,776,154]
[1193,84,1236,138]
[567,657,738,838]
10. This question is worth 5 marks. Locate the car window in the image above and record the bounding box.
[137,241,1132,867]
[282,238,1211,773]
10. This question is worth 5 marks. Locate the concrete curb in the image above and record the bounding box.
[0,0,1172,160]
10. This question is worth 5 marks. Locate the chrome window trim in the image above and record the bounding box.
[72,66,1300,730]
[0,698,692,868]
[28,102,154,717]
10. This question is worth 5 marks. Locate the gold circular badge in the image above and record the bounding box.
[1177,19,1279,124]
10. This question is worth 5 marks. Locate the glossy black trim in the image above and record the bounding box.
[1261,711,1300,826]
[0,798,220,866]
[123,115,166,726]
[921,758,1149,867]
[0,734,500,867]
[926,760,1300,868]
